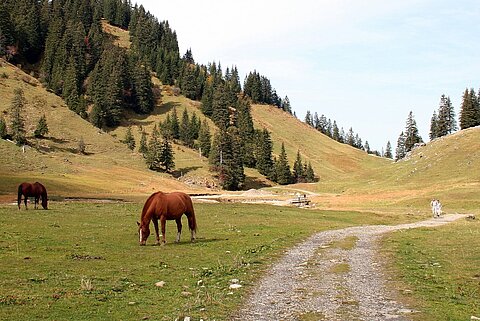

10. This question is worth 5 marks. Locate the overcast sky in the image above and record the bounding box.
[135,0,480,151]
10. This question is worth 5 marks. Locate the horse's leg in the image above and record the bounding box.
[160,217,167,245]
[187,214,196,242]
[175,218,182,243]
[34,197,39,209]
[152,218,160,245]
[24,196,28,210]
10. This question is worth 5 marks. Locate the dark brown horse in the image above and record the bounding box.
[137,191,197,246]
[18,182,48,210]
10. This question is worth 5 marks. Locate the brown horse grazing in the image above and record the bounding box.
[17,182,48,210]
[137,191,197,246]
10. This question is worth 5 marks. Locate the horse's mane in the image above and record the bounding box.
[140,192,164,222]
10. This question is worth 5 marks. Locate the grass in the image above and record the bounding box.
[382,218,480,321]
[0,201,404,320]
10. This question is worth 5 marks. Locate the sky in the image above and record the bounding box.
[135,0,480,151]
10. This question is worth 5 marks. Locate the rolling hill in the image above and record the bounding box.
[0,20,478,215]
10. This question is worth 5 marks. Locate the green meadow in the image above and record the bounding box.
[382,219,480,321]
[1,202,400,320]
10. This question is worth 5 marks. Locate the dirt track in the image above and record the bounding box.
[234,214,466,321]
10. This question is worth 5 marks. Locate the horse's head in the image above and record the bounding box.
[41,197,48,210]
[137,221,150,246]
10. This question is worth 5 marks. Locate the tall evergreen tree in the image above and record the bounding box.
[179,108,194,147]
[198,119,211,157]
[9,88,27,145]
[123,126,135,150]
[395,132,406,161]
[404,111,423,152]
[275,142,291,185]
[293,150,304,183]
[436,95,457,137]
[429,110,438,140]
[159,136,175,172]
[146,125,162,170]
[254,128,274,179]
[170,107,180,139]
[236,96,256,167]
[138,129,148,156]
[459,88,480,129]
[385,141,393,159]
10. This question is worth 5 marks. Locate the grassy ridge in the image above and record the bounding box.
[382,218,480,320]
[0,202,402,320]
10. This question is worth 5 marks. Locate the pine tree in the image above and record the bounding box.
[305,111,313,127]
[123,126,135,150]
[332,121,340,141]
[436,95,457,137]
[179,108,193,147]
[305,162,315,183]
[198,119,211,157]
[364,141,371,154]
[138,130,148,156]
[216,126,245,190]
[395,132,406,161]
[236,96,255,167]
[385,141,393,159]
[459,88,480,129]
[10,88,27,146]
[146,125,162,170]
[0,116,7,139]
[254,128,274,179]
[275,142,291,185]
[212,82,230,130]
[34,114,49,138]
[293,150,304,183]
[159,136,175,172]
[170,107,180,139]
[404,111,423,152]
[429,110,438,140]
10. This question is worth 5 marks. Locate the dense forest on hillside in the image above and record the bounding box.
[0,0,315,190]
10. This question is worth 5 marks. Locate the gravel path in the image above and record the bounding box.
[234,214,466,320]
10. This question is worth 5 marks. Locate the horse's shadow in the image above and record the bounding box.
[148,237,223,247]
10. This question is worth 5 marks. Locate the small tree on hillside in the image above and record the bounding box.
[293,150,304,183]
[198,119,211,157]
[10,88,27,146]
[275,142,291,185]
[384,141,393,159]
[305,162,316,182]
[78,137,86,154]
[123,126,135,150]
[34,114,49,138]
[159,136,175,172]
[0,116,7,139]
[138,130,148,156]
[395,132,406,161]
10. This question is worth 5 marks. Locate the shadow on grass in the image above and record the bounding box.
[172,166,203,178]
[125,101,181,127]
[243,176,272,190]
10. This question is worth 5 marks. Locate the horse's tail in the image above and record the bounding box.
[187,196,197,232]
[17,184,22,209]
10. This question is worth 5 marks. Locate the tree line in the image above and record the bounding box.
[303,110,383,157]
[395,88,480,161]
[0,0,314,190]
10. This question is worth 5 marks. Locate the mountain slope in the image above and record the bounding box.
[0,59,190,201]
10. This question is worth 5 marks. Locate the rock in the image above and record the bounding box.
[155,281,165,287]
[471,316,480,320]
[181,291,192,296]
[128,301,136,305]
[229,284,242,289]
[184,317,191,321]
[230,278,239,284]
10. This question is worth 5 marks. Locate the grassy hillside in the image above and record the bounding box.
[0,59,192,201]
